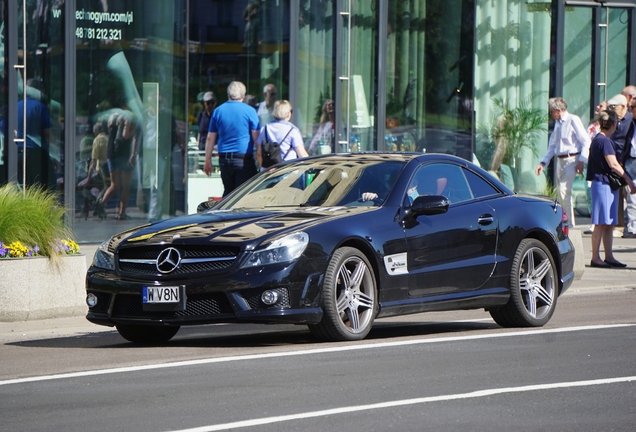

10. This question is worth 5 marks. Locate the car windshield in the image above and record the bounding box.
[218,158,406,209]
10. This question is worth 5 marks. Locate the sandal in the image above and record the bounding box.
[116,213,131,220]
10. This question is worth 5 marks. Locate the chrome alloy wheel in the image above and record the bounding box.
[310,247,378,341]
[518,245,555,320]
[335,255,376,333]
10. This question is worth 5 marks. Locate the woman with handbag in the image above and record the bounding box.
[587,110,636,268]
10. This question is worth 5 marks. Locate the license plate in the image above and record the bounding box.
[143,286,180,304]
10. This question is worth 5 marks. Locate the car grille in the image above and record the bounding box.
[112,292,234,318]
[117,246,239,276]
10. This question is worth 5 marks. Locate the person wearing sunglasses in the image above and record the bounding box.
[621,88,636,238]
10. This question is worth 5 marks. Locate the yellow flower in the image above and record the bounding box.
[61,239,80,255]
[7,241,29,258]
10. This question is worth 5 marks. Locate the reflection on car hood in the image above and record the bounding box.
[112,206,373,250]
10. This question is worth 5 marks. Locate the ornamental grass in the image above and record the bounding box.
[0,183,79,260]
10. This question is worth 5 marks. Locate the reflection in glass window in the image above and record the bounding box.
[386,1,474,160]
[474,1,550,195]
[16,0,64,193]
[463,168,501,198]
[410,164,473,204]
[0,12,6,181]
[75,0,187,242]
[342,1,378,154]
[187,0,290,217]
[220,159,405,209]
[298,0,335,156]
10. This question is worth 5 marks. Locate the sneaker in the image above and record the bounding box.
[584,227,594,234]
[622,232,636,239]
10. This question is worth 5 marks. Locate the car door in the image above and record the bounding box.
[405,163,499,298]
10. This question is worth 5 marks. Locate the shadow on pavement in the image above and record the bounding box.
[5,319,501,350]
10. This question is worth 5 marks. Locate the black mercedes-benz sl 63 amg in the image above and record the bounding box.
[86,153,575,343]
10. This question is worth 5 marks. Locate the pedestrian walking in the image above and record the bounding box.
[203,81,259,196]
[256,100,308,170]
[535,97,591,227]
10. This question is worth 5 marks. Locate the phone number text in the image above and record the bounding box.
[75,27,122,41]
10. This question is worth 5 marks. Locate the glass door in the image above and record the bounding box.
[336,0,378,153]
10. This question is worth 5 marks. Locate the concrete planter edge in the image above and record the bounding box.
[0,255,87,322]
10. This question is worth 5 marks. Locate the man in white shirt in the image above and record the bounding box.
[535,97,591,227]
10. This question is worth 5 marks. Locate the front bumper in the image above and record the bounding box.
[85,264,325,327]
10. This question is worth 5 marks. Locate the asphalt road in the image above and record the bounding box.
[1,289,635,432]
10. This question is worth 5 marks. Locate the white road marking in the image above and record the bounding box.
[165,376,636,432]
[0,324,633,387]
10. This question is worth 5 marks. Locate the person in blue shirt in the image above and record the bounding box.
[16,78,54,189]
[203,81,259,196]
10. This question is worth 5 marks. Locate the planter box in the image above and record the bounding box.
[0,255,87,322]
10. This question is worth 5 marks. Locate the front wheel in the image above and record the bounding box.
[490,238,557,327]
[309,247,378,341]
[116,324,180,344]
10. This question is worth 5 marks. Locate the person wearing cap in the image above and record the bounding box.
[197,91,216,151]
[621,86,636,238]
[203,81,259,196]
[607,93,633,233]
[535,97,591,227]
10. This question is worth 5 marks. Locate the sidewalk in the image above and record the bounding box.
[567,220,636,293]
[2,227,635,341]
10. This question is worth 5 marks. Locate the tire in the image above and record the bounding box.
[309,247,378,341]
[490,238,557,327]
[116,324,180,344]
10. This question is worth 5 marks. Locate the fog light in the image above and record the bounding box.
[86,293,98,308]
[261,290,279,305]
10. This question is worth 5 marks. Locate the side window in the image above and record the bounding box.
[463,168,501,198]
[409,163,474,204]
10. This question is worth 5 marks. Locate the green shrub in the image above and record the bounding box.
[0,183,77,259]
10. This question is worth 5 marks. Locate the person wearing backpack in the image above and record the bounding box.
[256,100,309,170]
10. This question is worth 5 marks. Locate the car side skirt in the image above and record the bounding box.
[376,287,509,318]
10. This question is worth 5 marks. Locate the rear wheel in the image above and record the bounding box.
[309,247,377,341]
[490,239,557,327]
[116,324,180,344]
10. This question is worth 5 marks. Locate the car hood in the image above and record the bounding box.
[112,206,374,250]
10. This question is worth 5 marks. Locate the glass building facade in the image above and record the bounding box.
[0,0,635,243]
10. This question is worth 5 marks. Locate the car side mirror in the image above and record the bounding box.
[197,200,216,212]
[409,195,449,217]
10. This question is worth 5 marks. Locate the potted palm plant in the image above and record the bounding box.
[479,95,547,189]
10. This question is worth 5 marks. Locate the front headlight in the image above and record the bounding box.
[92,240,115,270]
[240,232,309,268]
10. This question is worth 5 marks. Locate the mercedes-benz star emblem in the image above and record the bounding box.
[156,247,181,274]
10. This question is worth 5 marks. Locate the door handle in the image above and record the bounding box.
[478,215,494,225]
